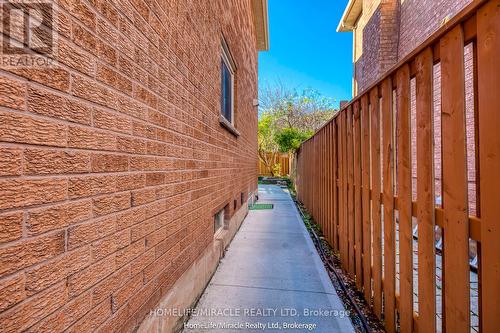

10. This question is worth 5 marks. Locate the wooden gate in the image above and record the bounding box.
[258,152,291,176]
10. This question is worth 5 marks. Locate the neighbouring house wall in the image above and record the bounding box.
[353,0,400,95]
[350,0,477,218]
[0,0,259,332]
[353,0,381,95]
[398,0,472,58]
[353,0,472,93]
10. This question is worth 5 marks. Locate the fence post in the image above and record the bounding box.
[477,1,500,330]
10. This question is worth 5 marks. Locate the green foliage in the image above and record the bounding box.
[258,112,278,153]
[258,112,281,176]
[274,127,313,153]
[259,85,337,135]
[272,163,282,177]
[258,84,338,175]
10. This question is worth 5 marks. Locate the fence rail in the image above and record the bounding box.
[295,1,499,332]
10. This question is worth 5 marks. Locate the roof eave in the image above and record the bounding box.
[337,0,363,32]
[253,0,270,51]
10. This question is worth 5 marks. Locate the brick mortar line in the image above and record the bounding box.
[0,173,254,219]
[0,185,221,290]
[58,0,250,134]
[0,141,256,170]
[0,167,256,181]
[0,71,250,156]
[67,5,217,114]
[0,31,236,150]
[0,174,254,242]
[0,105,250,159]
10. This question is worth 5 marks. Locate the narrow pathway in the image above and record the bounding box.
[183,185,354,332]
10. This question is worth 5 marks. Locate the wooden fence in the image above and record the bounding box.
[258,152,291,176]
[295,1,499,332]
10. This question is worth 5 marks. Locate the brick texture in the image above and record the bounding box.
[351,0,477,219]
[349,0,480,264]
[0,0,259,331]
[353,0,472,94]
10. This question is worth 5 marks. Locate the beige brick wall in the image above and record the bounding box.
[0,0,259,331]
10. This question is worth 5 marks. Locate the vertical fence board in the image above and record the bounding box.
[328,123,333,244]
[320,132,323,230]
[315,137,318,222]
[324,129,327,235]
[339,113,344,267]
[337,119,343,260]
[416,47,437,333]
[317,135,320,226]
[311,139,314,219]
[310,141,314,217]
[441,25,470,333]
[354,101,363,289]
[306,142,308,211]
[477,1,500,330]
[342,111,349,270]
[324,130,327,232]
[347,107,355,276]
[317,130,325,232]
[325,127,329,242]
[307,141,310,207]
[323,129,327,239]
[294,3,497,331]
[314,137,318,222]
[396,64,413,333]
[382,77,396,332]
[321,127,328,231]
[361,94,372,302]
[318,135,320,223]
[330,123,334,245]
[370,87,383,318]
[333,120,339,251]
[309,140,311,209]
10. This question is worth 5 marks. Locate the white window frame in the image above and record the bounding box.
[221,38,235,125]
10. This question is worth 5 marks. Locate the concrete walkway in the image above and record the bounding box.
[183,185,355,332]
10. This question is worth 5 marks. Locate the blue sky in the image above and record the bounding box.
[258,0,353,107]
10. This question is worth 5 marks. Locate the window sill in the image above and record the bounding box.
[219,115,240,137]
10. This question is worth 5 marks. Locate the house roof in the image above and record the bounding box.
[337,0,363,32]
[252,0,270,50]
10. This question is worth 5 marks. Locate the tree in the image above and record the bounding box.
[259,83,336,135]
[257,83,338,177]
[274,127,313,153]
[258,112,280,176]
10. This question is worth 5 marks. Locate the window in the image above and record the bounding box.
[220,39,235,124]
[214,208,225,234]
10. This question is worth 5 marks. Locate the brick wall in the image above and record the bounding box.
[348,0,479,260]
[398,0,471,58]
[353,0,472,92]
[353,0,381,95]
[0,0,259,332]
[351,0,478,218]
